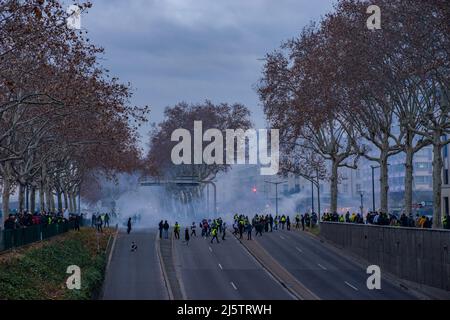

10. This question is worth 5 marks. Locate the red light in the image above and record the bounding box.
[252,187,257,193]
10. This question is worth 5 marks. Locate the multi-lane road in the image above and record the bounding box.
[102,227,418,300]
[256,228,417,299]
[173,232,294,299]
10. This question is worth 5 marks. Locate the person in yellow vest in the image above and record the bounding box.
[174,222,180,239]
[210,227,220,243]
[280,215,286,229]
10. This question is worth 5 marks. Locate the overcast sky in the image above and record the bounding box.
[81,0,335,152]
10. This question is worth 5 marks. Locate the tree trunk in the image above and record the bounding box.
[380,150,389,213]
[72,193,77,213]
[57,190,63,213]
[330,159,339,213]
[63,191,68,211]
[18,183,25,212]
[39,184,45,212]
[68,193,73,213]
[30,186,36,214]
[432,136,443,228]
[50,191,56,213]
[2,179,11,223]
[404,135,414,215]
[45,184,52,213]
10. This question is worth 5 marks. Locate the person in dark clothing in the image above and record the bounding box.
[4,215,16,230]
[246,223,253,240]
[301,214,305,231]
[191,222,197,237]
[127,217,132,234]
[239,221,244,239]
[163,220,169,239]
[222,222,227,240]
[184,227,190,245]
[104,213,110,228]
[158,220,163,239]
[269,215,273,232]
[286,216,291,231]
[74,215,80,231]
[96,216,103,233]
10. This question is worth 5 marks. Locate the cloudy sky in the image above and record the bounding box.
[80,0,335,151]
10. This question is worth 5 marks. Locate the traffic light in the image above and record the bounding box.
[252,187,257,193]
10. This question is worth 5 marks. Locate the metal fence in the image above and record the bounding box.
[0,219,85,253]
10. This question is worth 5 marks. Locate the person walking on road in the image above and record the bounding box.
[174,222,180,239]
[184,227,190,246]
[246,223,253,240]
[301,214,305,231]
[280,215,286,229]
[269,214,273,232]
[286,216,291,231]
[191,222,197,237]
[222,222,227,240]
[127,217,132,234]
[211,227,220,244]
[239,217,245,239]
[158,220,163,239]
[163,220,169,239]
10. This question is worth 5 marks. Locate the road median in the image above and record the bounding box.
[235,234,319,300]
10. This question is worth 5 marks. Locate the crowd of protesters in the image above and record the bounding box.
[90,212,110,233]
[2,209,83,231]
[321,210,449,229]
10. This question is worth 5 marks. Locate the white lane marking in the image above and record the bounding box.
[345,281,359,291]
[318,263,327,270]
[296,247,303,253]
[280,235,285,240]
[209,246,213,252]
[218,263,223,270]
[230,282,238,290]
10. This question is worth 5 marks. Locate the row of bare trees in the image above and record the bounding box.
[258,0,449,227]
[0,0,147,220]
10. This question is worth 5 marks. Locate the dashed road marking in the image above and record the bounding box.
[218,263,223,270]
[209,246,213,252]
[345,281,359,291]
[318,263,327,270]
[280,235,285,240]
[296,247,303,253]
[230,282,238,290]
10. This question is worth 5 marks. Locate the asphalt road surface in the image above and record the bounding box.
[102,230,168,300]
[173,230,294,300]
[256,228,418,299]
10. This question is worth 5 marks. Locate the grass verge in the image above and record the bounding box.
[0,227,113,300]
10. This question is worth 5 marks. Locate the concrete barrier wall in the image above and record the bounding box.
[320,222,450,291]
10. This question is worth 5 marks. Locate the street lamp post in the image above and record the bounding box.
[264,180,287,216]
[316,168,321,220]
